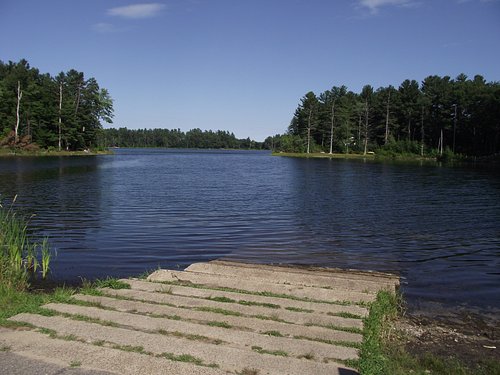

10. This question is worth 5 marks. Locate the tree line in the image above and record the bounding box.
[98,127,264,150]
[0,59,113,151]
[266,74,500,157]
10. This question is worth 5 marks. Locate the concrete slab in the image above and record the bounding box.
[186,261,399,293]
[31,304,358,361]
[7,315,357,375]
[97,287,363,329]
[76,294,363,343]
[123,278,369,317]
[4,262,400,375]
[147,269,375,303]
[0,328,226,375]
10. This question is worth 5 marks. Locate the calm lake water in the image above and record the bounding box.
[1,149,499,320]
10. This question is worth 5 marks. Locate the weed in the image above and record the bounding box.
[206,320,232,329]
[285,306,313,313]
[297,352,315,360]
[262,330,284,337]
[327,311,363,319]
[308,322,363,334]
[111,344,146,354]
[94,277,130,290]
[160,286,172,294]
[238,300,280,309]
[251,346,288,357]
[161,330,224,345]
[293,335,362,349]
[38,327,57,337]
[208,296,236,303]
[0,345,11,352]
[195,306,241,316]
[237,368,259,375]
[69,360,81,368]
[157,352,219,368]
[0,199,54,290]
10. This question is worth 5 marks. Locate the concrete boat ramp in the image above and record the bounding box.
[1,260,399,375]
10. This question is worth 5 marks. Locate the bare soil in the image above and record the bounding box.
[392,312,499,369]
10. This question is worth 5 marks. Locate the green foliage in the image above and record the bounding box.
[376,140,422,158]
[93,277,131,290]
[358,290,399,375]
[98,127,263,150]
[280,74,500,157]
[0,197,54,290]
[0,59,113,151]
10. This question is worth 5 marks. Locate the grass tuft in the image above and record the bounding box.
[251,345,288,357]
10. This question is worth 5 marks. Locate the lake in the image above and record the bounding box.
[0,149,499,321]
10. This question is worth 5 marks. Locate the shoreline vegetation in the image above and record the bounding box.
[0,147,112,158]
[1,203,498,374]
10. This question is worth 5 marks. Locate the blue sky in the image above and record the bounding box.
[1,0,499,141]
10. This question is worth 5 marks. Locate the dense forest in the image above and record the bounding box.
[98,127,263,149]
[266,74,500,157]
[0,59,113,151]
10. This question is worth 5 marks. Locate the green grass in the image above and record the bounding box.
[285,306,313,313]
[194,306,242,316]
[206,320,232,329]
[0,200,53,290]
[157,280,362,306]
[293,335,362,349]
[262,330,284,337]
[69,360,82,368]
[94,277,130,290]
[327,311,364,319]
[156,352,219,368]
[207,296,281,309]
[251,346,288,357]
[354,290,500,375]
[357,290,400,374]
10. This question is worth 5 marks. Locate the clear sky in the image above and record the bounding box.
[1,0,499,141]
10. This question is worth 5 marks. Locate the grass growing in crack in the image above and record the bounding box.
[206,320,232,329]
[94,277,131,290]
[327,311,363,320]
[237,368,260,375]
[157,352,219,368]
[238,300,280,309]
[208,296,236,303]
[306,322,363,335]
[297,352,315,360]
[262,330,284,337]
[38,327,57,337]
[207,296,280,309]
[158,330,224,345]
[157,281,364,307]
[285,306,313,313]
[69,360,81,368]
[111,344,147,354]
[251,345,288,357]
[293,335,362,349]
[195,306,242,316]
[64,313,119,327]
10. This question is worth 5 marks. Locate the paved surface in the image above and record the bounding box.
[1,260,399,375]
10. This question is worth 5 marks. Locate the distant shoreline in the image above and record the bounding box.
[0,148,113,157]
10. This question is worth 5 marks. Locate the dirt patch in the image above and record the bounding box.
[392,312,499,369]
